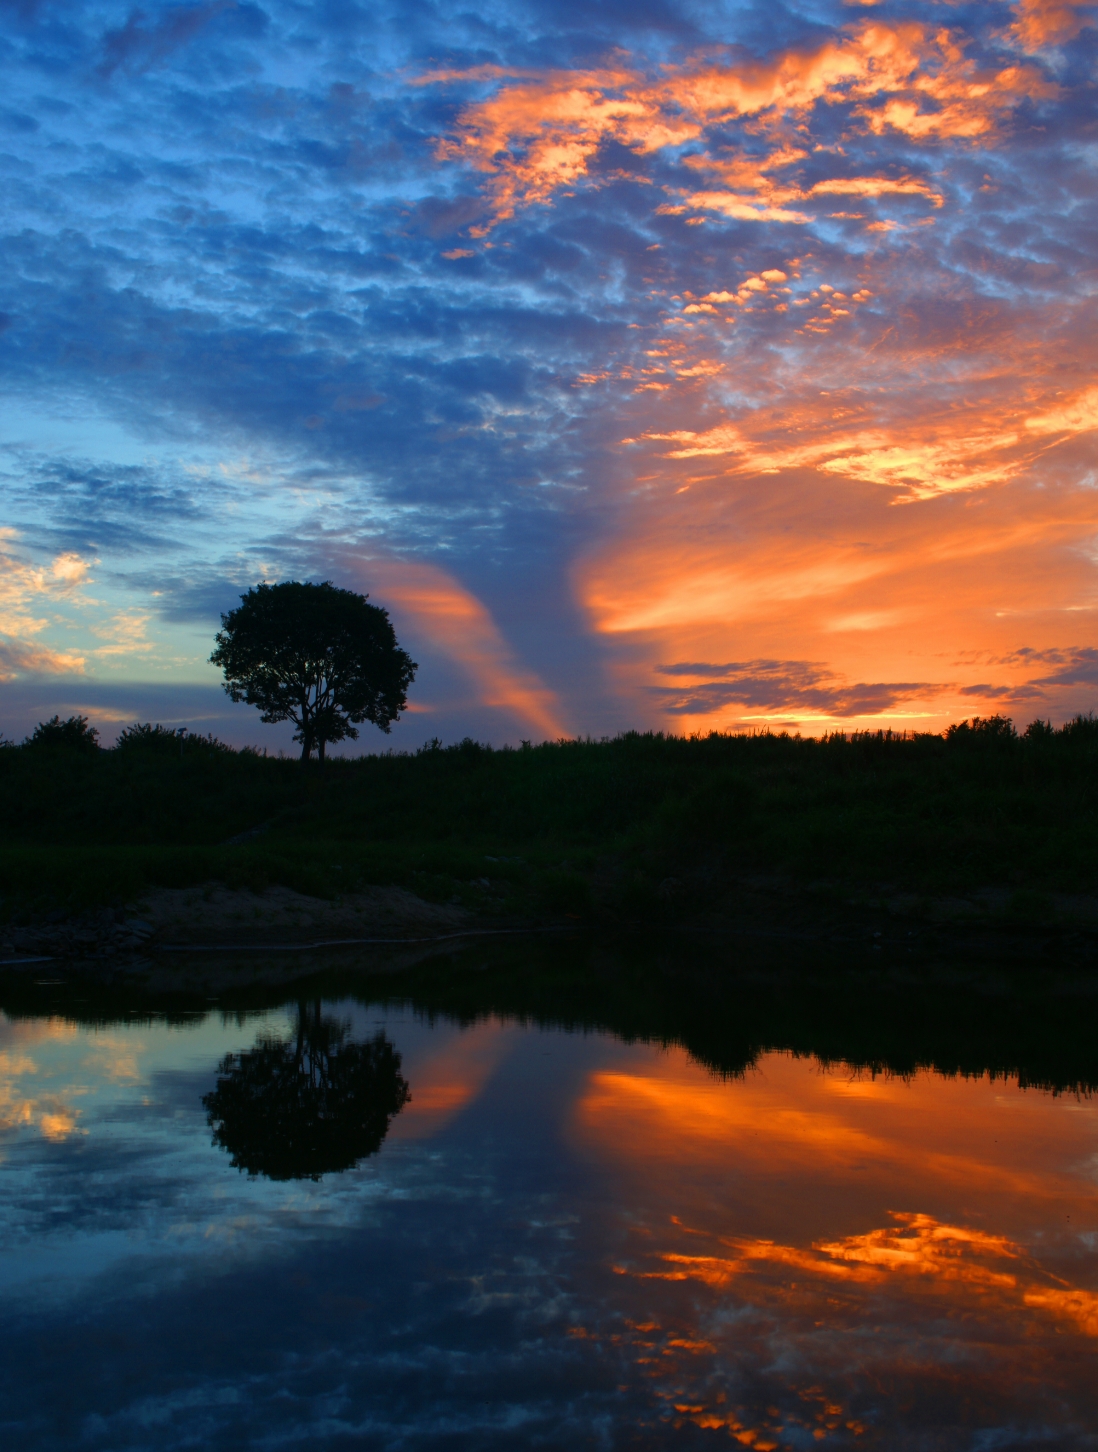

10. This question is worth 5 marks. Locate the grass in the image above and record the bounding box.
[2,714,1098,918]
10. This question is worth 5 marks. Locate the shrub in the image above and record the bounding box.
[944,715,1017,746]
[114,723,234,757]
[115,722,187,754]
[24,715,100,753]
[1023,719,1055,741]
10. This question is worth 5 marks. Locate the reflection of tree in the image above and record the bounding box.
[203,1002,410,1180]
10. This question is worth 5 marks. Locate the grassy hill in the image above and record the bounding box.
[2,713,1097,923]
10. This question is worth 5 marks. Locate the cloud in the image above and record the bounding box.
[340,556,570,740]
[97,2,265,78]
[0,530,93,679]
[1009,0,1096,50]
[1,0,1096,743]
[654,658,934,718]
[434,21,1052,230]
[0,637,85,682]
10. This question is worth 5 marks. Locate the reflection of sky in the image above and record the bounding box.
[2,0,1097,747]
[1,1003,1097,1447]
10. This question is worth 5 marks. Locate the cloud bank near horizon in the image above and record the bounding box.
[1,0,1096,746]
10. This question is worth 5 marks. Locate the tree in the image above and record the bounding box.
[210,581,417,761]
[24,715,100,753]
[202,1004,411,1181]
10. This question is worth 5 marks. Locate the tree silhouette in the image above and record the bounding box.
[25,715,100,753]
[210,580,417,761]
[203,1003,411,1180]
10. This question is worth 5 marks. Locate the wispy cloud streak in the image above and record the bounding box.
[0,0,1095,740]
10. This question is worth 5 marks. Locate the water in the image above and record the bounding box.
[1,959,1097,1450]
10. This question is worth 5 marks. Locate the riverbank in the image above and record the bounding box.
[3,717,1097,954]
[4,928,1098,1096]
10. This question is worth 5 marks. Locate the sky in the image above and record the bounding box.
[1,0,1097,750]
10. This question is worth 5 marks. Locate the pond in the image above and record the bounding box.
[1,951,1097,1450]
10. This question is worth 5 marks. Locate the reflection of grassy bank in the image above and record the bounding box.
[3,936,1097,1096]
[2,716,1098,925]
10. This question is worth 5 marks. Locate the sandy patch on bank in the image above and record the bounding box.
[134,883,470,948]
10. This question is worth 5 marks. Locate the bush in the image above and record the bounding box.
[1023,719,1055,741]
[24,715,100,753]
[114,723,234,757]
[944,715,1018,746]
[115,722,187,754]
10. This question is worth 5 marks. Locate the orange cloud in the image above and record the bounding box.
[344,557,568,739]
[389,1019,514,1140]
[630,419,1027,499]
[806,174,944,205]
[433,22,1051,228]
[576,465,1098,732]
[434,67,698,228]
[1009,0,1095,49]
[0,533,91,680]
[1024,385,1098,438]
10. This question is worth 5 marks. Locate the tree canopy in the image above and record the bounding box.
[210,581,417,760]
[24,715,100,753]
[202,1005,411,1181]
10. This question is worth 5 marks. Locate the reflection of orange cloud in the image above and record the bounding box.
[82,1039,142,1083]
[390,1020,513,1140]
[343,558,567,739]
[569,1046,1098,1440]
[579,1065,887,1166]
[574,1049,1098,1214]
[0,1085,82,1141]
[640,1212,1098,1338]
[0,1017,96,1143]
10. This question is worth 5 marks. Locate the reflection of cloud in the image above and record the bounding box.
[0,1017,90,1142]
[81,1039,142,1083]
[570,1046,1098,1441]
[390,1020,512,1141]
[0,1084,81,1142]
[641,1211,1098,1337]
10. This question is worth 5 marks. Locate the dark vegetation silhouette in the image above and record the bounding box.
[24,714,101,753]
[4,934,1097,1100]
[210,581,417,762]
[3,712,1098,915]
[202,1004,410,1180]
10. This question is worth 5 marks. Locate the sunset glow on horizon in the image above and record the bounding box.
[2,0,1096,745]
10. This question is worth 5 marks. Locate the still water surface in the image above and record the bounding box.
[1,983,1097,1449]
